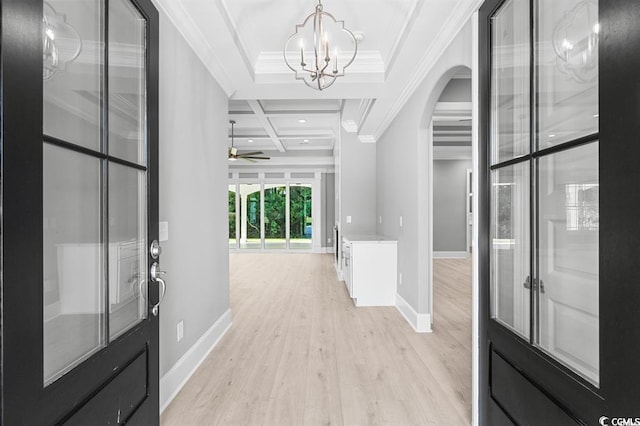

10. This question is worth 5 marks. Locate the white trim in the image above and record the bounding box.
[396,293,432,333]
[471,11,480,426]
[159,309,232,414]
[433,251,469,259]
[372,0,484,141]
[151,0,234,96]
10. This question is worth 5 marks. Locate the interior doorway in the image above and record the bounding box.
[428,65,474,421]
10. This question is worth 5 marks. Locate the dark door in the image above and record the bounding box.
[479,0,640,424]
[1,0,160,423]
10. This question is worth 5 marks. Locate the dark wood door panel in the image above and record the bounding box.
[491,350,580,426]
[64,350,148,425]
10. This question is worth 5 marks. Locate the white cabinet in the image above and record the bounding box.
[343,235,397,307]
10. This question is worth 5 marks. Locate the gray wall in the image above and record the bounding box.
[438,78,472,102]
[340,131,377,236]
[158,12,230,377]
[321,173,336,248]
[375,23,472,317]
[433,160,471,252]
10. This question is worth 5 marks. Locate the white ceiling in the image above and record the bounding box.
[153,0,481,168]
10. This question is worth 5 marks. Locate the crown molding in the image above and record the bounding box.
[358,135,376,144]
[217,0,255,80]
[152,0,235,96]
[384,0,424,76]
[372,0,484,141]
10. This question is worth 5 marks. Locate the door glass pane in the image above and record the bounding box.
[109,163,147,340]
[43,0,103,151]
[264,185,286,249]
[536,0,598,148]
[490,163,530,339]
[43,143,105,386]
[239,184,261,249]
[491,0,531,164]
[108,0,147,165]
[229,185,237,249]
[290,184,312,250]
[537,142,599,385]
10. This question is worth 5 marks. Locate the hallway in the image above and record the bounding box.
[161,254,471,425]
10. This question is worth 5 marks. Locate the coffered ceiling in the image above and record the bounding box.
[153,0,481,168]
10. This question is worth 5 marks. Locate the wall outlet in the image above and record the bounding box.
[346,215,352,224]
[177,320,184,342]
[399,216,403,227]
[399,272,403,285]
[327,238,332,244]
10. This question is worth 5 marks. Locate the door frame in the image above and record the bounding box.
[0,0,160,423]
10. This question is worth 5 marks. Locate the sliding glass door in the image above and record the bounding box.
[229,182,313,251]
[264,184,287,249]
[239,183,261,249]
[289,183,313,250]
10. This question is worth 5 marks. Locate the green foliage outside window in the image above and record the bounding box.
[228,185,312,241]
[290,186,312,239]
[264,187,286,238]
[228,191,236,238]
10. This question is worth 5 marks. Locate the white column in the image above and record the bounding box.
[240,192,248,244]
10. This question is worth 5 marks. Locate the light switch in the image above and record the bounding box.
[399,216,403,227]
[346,216,352,224]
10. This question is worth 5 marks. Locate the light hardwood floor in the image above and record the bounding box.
[161,254,472,426]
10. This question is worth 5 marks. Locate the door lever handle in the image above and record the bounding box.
[150,262,167,316]
[151,277,166,316]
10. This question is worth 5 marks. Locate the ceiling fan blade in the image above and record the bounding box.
[237,151,264,156]
[242,156,270,160]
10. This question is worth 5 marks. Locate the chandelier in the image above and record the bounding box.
[551,0,598,83]
[283,0,358,90]
[43,1,82,80]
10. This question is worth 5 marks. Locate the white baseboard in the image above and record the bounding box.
[433,251,469,259]
[396,293,432,333]
[314,247,336,254]
[160,309,232,413]
[334,262,344,281]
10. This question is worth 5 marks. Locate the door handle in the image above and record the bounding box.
[150,262,167,316]
[523,276,545,294]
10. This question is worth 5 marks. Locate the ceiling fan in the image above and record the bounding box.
[228,120,270,162]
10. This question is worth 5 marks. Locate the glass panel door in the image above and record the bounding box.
[537,142,599,385]
[264,184,286,249]
[43,144,105,385]
[488,0,600,387]
[229,185,238,248]
[489,0,531,340]
[534,0,599,384]
[42,0,149,386]
[289,183,312,250]
[239,183,261,249]
[490,164,530,339]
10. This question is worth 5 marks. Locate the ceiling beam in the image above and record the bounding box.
[247,100,286,152]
